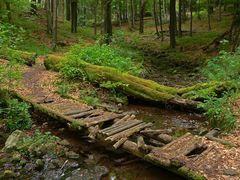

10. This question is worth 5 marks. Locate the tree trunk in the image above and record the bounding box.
[5,2,12,23]
[103,0,112,44]
[46,0,53,34]
[229,2,240,51]
[197,0,201,20]
[52,0,58,51]
[218,0,222,21]
[169,0,176,48]
[178,0,182,37]
[66,0,71,21]
[71,0,78,33]
[207,0,212,31]
[189,0,193,36]
[44,55,229,110]
[159,0,164,41]
[94,0,99,35]
[153,0,160,37]
[139,0,146,34]
[117,1,122,27]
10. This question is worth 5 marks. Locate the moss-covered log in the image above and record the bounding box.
[44,54,228,109]
[0,48,37,66]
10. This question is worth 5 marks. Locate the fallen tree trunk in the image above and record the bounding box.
[0,48,37,66]
[44,54,228,110]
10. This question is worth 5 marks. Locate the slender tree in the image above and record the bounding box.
[207,0,212,31]
[139,0,146,34]
[103,0,112,44]
[218,0,222,21]
[46,0,53,34]
[189,0,193,36]
[66,0,71,21]
[153,0,160,37]
[5,1,12,22]
[169,0,176,48]
[178,0,182,37]
[52,0,58,51]
[71,0,78,33]
[159,0,164,41]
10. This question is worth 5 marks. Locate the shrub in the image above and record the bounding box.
[15,130,60,156]
[0,61,22,89]
[198,49,240,132]
[79,90,100,106]
[4,99,32,132]
[203,49,240,84]
[198,93,236,132]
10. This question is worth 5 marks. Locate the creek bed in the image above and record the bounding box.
[123,104,207,136]
[31,110,185,180]
[0,102,206,179]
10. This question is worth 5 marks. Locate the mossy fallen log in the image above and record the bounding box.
[0,48,37,66]
[44,54,229,110]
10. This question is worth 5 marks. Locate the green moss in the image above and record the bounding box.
[178,167,206,180]
[0,48,36,66]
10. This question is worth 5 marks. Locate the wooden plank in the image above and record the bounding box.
[70,109,97,119]
[106,121,143,136]
[84,113,125,127]
[113,137,128,149]
[63,107,93,116]
[105,123,153,142]
[114,114,135,125]
[100,119,141,134]
[150,133,204,161]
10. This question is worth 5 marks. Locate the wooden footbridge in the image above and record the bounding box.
[2,59,240,180]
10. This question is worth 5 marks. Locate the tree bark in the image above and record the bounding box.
[5,2,12,23]
[52,0,58,51]
[66,0,71,21]
[169,0,176,48]
[103,0,112,44]
[218,0,222,21]
[207,0,212,31]
[94,0,99,35]
[189,0,193,36]
[71,0,78,33]
[46,0,53,34]
[178,0,182,37]
[139,0,146,34]
[153,0,160,37]
[159,0,164,41]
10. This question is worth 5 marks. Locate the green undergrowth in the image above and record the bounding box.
[197,49,240,132]
[15,130,60,156]
[177,31,222,47]
[62,44,143,77]
[0,60,32,132]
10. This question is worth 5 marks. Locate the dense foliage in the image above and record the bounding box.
[3,99,32,132]
[0,23,25,49]
[198,49,240,132]
[203,48,240,84]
